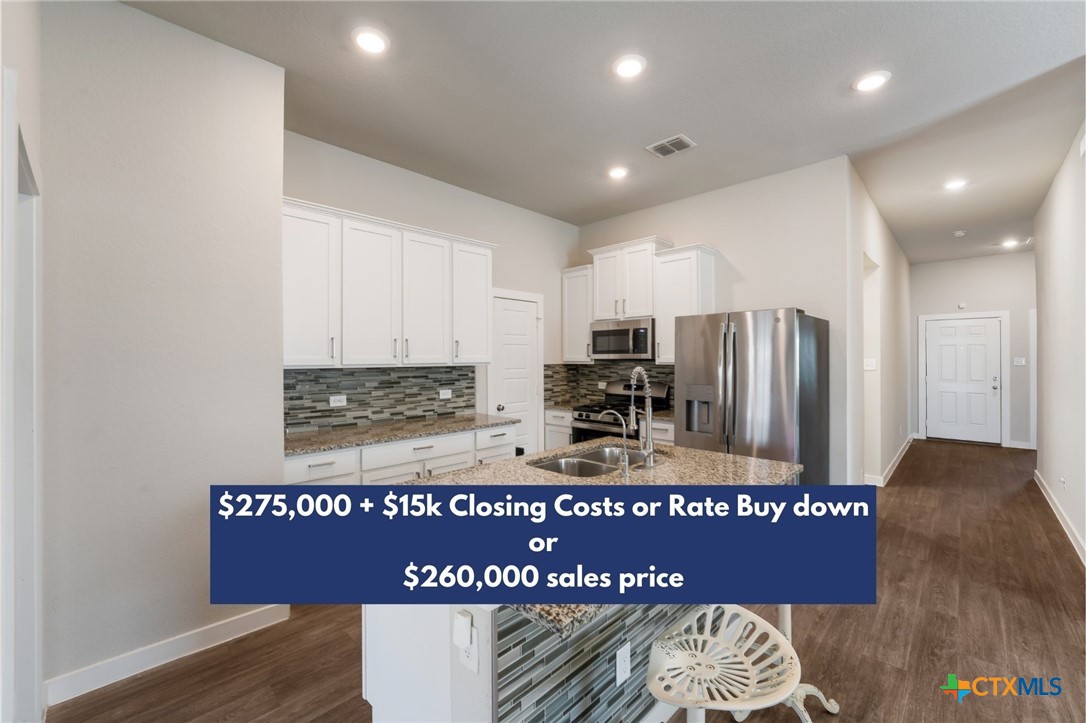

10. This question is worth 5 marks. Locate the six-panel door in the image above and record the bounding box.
[925,318,1001,443]
[283,207,341,366]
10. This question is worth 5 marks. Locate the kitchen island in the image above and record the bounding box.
[364,439,801,723]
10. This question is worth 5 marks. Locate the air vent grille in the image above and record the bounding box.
[646,134,697,158]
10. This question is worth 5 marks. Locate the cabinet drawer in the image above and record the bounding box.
[476,445,516,465]
[362,462,423,485]
[644,422,675,443]
[423,452,475,478]
[292,472,361,486]
[475,426,516,450]
[284,449,361,484]
[544,410,573,427]
[361,433,473,471]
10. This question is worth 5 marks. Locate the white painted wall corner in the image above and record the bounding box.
[1034,470,1086,566]
[44,605,289,706]
[864,436,912,487]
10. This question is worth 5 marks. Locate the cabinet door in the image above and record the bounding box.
[283,207,341,366]
[342,220,402,365]
[451,243,492,363]
[423,452,475,478]
[545,426,573,450]
[402,232,451,364]
[293,472,361,486]
[361,462,423,485]
[477,446,515,465]
[592,250,621,320]
[622,244,655,317]
[562,268,593,362]
[653,251,698,364]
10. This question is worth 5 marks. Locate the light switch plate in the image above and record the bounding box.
[598,382,607,390]
[616,641,631,685]
[863,358,877,371]
[329,395,347,408]
[439,389,453,400]
[1013,357,1026,366]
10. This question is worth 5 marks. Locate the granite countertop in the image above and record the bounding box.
[284,413,519,456]
[414,437,801,487]
[412,436,802,638]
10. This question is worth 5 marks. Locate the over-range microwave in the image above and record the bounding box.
[589,318,655,360]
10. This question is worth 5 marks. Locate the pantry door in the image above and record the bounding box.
[487,295,540,453]
[924,317,1002,444]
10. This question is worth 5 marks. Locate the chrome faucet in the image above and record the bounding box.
[629,366,658,468]
[598,410,630,480]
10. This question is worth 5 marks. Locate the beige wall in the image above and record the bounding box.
[2,0,42,180]
[849,165,911,483]
[578,157,855,483]
[283,132,580,365]
[1033,122,1085,550]
[41,1,285,680]
[910,252,1037,445]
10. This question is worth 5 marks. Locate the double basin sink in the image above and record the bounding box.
[529,445,648,478]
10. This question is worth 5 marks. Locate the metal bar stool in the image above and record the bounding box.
[646,604,839,723]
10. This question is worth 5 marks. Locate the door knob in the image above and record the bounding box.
[496,404,505,412]
[992,385,998,390]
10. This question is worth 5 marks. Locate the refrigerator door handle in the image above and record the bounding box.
[720,322,730,449]
[725,322,736,450]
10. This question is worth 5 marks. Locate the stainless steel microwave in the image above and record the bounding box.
[589,318,655,360]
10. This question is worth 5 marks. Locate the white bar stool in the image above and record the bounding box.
[646,604,839,723]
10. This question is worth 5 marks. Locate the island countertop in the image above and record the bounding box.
[415,437,801,637]
[284,413,518,456]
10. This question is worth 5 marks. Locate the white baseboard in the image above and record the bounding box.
[865,437,912,487]
[1005,439,1036,450]
[1033,471,1085,565]
[45,604,289,706]
[637,699,678,723]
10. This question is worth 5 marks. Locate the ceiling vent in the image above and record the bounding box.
[645,134,697,158]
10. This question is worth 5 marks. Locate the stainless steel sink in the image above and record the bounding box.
[530,458,617,477]
[576,447,646,467]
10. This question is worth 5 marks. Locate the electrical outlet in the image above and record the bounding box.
[329,395,347,408]
[598,382,607,390]
[616,641,631,685]
[439,389,452,400]
[1013,357,1026,366]
[459,626,479,673]
[863,358,877,371]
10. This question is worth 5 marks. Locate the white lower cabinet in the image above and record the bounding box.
[477,447,516,465]
[423,452,475,478]
[545,426,572,450]
[361,462,424,485]
[641,421,675,445]
[294,472,362,486]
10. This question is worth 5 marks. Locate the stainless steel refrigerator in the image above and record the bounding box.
[675,308,829,484]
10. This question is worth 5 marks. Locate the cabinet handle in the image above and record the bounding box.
[623,299,626,315]
[455,340,460,358]
[490,432,507,438]
[653,427,668,433]
[426,469,433,477]
[404,339,409,358]
[614,299,618,316]
[330,336,337,358]
[308,460,336,468]
[393,338,398,358]
[586,342,591,357]
[413,444,434,451]
[414,471,421,479]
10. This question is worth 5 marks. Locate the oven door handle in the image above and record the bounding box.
[571,420,626,434]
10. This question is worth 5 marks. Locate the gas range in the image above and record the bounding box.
[570,380,671,440]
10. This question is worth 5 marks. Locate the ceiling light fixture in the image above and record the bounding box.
[944,178,968,191]
[352,27,390,54]
[608,166,629,180]
[851,70,892,92]
[613,55,647,79]
[1001,238,1019,248]
[953,230,967,238]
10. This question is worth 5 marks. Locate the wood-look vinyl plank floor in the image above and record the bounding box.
[47,441,1083,723]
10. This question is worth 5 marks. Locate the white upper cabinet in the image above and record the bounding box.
[283,206,341,366]
[561,265,593,363]
[282,199,495,368]
[402,232,452,365]
[342,219,402,366]
[589,237,672,320]
[451,242,492,364]
[653,245,721,364]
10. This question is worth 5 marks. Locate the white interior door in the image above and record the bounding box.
[925,318,1001,443]
[488,297,538,453]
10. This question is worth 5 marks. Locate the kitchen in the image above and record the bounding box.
[3,2,1084,723]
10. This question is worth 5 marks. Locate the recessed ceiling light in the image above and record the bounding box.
[613,55,647,79]
[851,70,892,92]
[608,166,629,180]
[953,230,967,238]
[944,178,968,191]
[1001,238,1019,248]
[352,27,389,54]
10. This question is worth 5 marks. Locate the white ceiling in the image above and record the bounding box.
[132,2,1085,255]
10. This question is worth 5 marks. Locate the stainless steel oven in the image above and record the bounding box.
[589,318,655,360]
